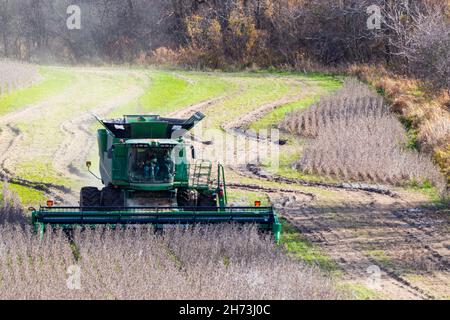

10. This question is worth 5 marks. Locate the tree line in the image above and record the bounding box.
[0,0,448,89]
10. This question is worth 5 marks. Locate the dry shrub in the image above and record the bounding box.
[376,78,402,98]
[349,64,421,105]
[182,7,268,69]
[183,15,226,69]
[147,47,182,67]
[437,91,450,110]
[0,187,341,300]
[346,64,366,80]
[402,6,450,92]
[419,118,450,153]
[280,80,446,193]
[391,97,411,115]
[433,145,450,183]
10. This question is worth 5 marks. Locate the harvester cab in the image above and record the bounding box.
[89,112,217,208]
[31,112,281,242]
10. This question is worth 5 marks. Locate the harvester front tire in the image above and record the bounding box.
[80,187,101,208]
[101,187,125,207]
[177,188,197,208]
[197,192,217,211]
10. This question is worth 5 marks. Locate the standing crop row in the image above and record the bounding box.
[280,80,446,193]
[0,185,341,300]
[0,60,41,96]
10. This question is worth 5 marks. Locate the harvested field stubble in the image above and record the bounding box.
[280,80,446,193]
[0,186,341,300]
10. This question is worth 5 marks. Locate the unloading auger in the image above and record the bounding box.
[31,112,281,242]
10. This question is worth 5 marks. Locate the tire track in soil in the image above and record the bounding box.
[0,71,227,206]
[54,70,154,204]
[0,98,76,203]
[167,97,225,119]
[209,82,449,299]
[0,70,150,205]
[277,194,434,300]
[256,172,442,299]
[245,163,399,197]
[391,206,449,257]
[53,83,146,180]
[53,85,147,205]
[0,126,69,202]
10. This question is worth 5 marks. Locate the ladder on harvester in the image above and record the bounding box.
[191,160,212,188]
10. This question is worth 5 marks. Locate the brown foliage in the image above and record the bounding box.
[181,6,267,69]
[391,97,411,114]
[147,47,181,66]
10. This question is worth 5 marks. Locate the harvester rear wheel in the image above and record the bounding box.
[80,187,101,207]
[197,192,217,210]
[177,188,197,208]
[101,187,125,207]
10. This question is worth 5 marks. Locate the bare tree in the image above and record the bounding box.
[382,1,450,90]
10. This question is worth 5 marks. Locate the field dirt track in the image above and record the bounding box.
[187,82,450,300]
[0,69,149,203]
[0,67,448,300]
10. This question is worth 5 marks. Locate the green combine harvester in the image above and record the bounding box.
[31,112,281,241]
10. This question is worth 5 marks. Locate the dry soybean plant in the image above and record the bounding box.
[0,60,41,96]
[280,79,446,193]
[0,186,341,300]
[0,184,27,226]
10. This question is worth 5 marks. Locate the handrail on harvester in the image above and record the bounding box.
[217,164,228,204]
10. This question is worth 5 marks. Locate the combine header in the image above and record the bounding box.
[31,113,281,241]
